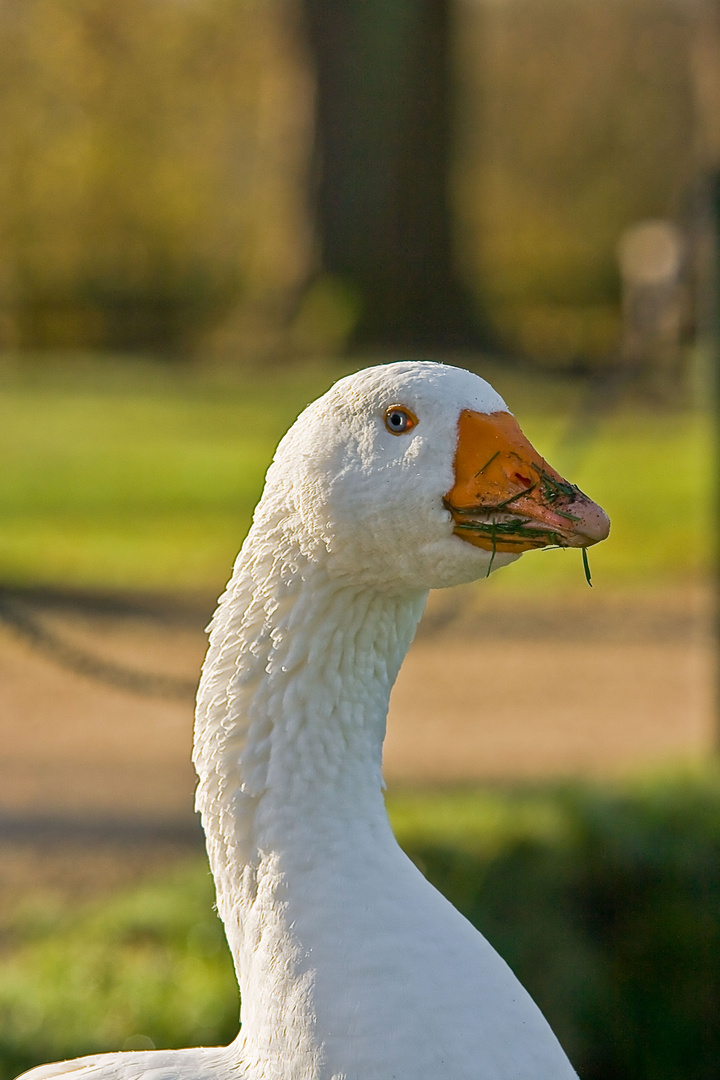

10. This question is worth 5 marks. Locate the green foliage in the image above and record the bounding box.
[0,0,311,352]
[395,773,720,1080]
[0,862,239,1078]
[454,0,697,362]
[0,774,717,1079]
[0,0,701,358]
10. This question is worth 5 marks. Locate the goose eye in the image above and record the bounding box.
[384,405,418,435]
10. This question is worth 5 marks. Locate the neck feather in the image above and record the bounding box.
[194,516,426,965]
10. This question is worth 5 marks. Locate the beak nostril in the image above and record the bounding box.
[513,473,533,489]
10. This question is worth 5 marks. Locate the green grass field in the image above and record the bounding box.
[0,353,712,593]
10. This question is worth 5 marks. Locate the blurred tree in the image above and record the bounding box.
[0,0,708,363]
[0,0,313,354]
[453,0,698,368]
[302,0,482,349]
[688,0,720,370]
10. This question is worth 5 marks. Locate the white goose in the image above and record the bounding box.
[22,362,609,1080]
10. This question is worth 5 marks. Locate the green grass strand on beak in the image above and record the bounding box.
[582,546,592,587]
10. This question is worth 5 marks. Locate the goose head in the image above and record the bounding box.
[255,361,609,592]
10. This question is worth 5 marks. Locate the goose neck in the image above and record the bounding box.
[194,539,427,886]
[257,571,426,843]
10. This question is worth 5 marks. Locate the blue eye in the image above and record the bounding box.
[384,405,417,435]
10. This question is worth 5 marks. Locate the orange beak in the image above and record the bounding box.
[445,410,610,554]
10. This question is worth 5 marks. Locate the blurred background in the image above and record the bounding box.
[0,0,717,1077]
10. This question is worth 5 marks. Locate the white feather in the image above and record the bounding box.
[18,362,578,1080]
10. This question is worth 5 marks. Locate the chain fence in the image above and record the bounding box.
[0,588,199,702]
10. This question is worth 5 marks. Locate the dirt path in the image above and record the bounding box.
[0,582,713,903]
[0,583,713,812]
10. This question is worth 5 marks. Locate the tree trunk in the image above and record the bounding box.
[302,0,482,349]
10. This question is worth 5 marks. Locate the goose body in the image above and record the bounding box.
[20,362,609,1080]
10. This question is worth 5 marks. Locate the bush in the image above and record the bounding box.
[0,774,717,1079]
[400,776,720,1080]
[0,863,238,1078]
